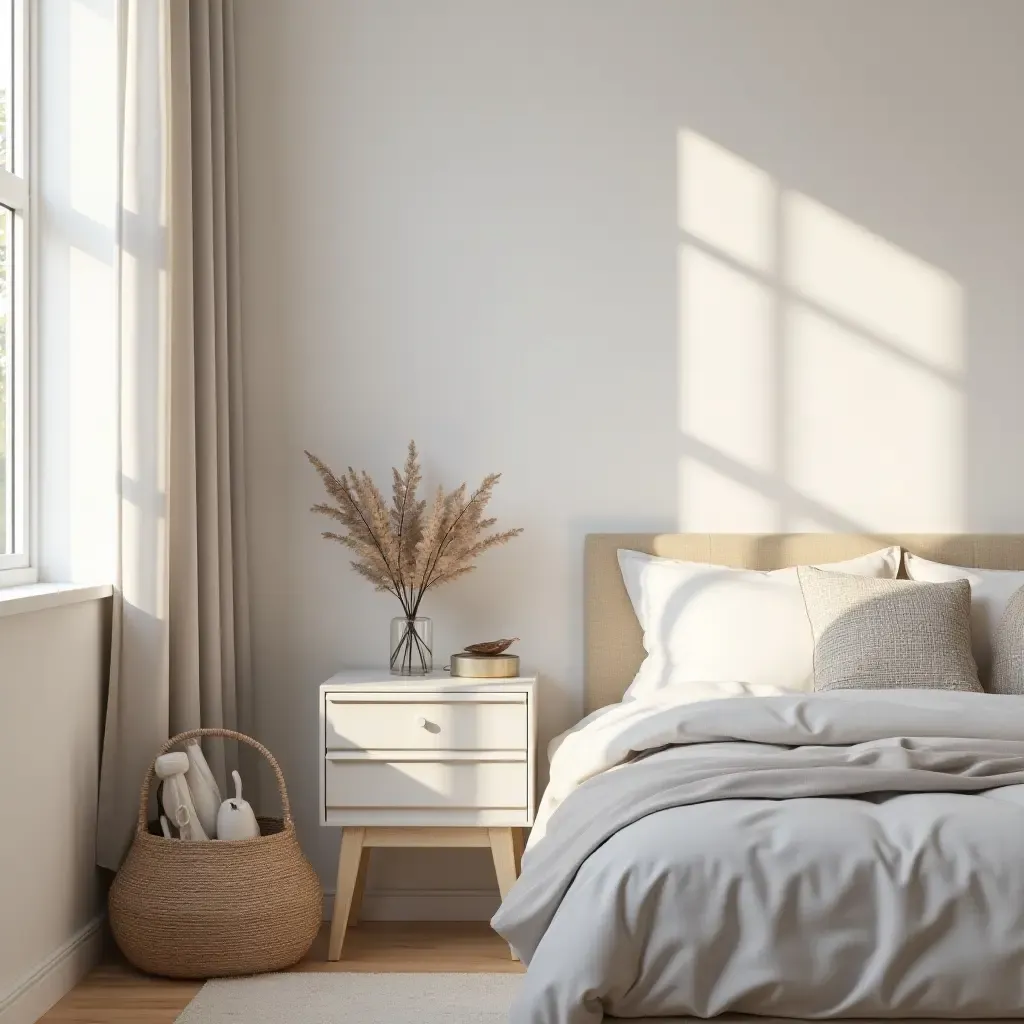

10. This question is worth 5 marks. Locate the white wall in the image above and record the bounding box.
[0,600,109,1023]
[234,0,1024,913]
[37,0,118,586]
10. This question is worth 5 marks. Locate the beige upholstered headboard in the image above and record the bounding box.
[584,533,1024,713]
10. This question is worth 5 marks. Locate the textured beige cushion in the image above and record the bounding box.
[798,567,982,693]
[991,585,1024,695]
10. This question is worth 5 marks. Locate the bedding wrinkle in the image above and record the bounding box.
[860,816,938,1014]
[620,852,688,1012]
[497,692,1024,1022]
[703,872,766,1017]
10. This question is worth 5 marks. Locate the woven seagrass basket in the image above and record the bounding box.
[109,728,322,979]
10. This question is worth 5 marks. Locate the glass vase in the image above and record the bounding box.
[390,615,433,675]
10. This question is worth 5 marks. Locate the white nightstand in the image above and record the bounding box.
[319,670,537,959]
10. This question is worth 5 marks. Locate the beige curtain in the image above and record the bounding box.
[96,0,252,870]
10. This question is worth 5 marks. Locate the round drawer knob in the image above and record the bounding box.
[416,716,428,728]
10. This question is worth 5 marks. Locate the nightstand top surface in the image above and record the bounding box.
[322,669,536,693]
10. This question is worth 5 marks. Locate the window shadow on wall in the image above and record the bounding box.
[676,130,965,536]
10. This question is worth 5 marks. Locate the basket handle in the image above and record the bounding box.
[136,727,292,834]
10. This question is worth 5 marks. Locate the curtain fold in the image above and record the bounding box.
[97,0,252,871]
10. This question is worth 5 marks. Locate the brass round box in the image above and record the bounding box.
[448,652,521,678]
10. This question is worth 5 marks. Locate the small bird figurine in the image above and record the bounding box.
[463,638,519,656]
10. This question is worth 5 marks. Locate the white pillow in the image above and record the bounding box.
[904,553,1024,684]
[618,546,901,699]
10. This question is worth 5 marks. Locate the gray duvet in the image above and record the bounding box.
[491,690,1024,1023]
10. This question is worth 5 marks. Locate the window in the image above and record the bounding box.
[0,0,29,581]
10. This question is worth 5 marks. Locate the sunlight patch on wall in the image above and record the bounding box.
[675,129,965,533]
[787,305,963,532]
[786,193,963,375]
[678,456,779,532]
[678,130,775,272]
[678,246,775,472]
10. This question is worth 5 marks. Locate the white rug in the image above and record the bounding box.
[174,972,520,1023]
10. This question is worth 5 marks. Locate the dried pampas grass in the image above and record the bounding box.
[305,441,523,619]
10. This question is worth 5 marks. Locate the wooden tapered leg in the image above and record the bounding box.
[348,848,371,926]
[328,826,365,960]
[511,827,525,874]
[489,827,520,960]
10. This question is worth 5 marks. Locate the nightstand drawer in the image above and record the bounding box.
[325,758,527,810]
[325,697,527,752]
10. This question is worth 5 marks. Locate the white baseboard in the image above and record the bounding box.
[323,888,501,922]
[0,915,105,1024]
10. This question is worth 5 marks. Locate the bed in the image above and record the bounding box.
[492,533,1024,1024]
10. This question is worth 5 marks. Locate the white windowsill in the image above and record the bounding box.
[0,582,114,618]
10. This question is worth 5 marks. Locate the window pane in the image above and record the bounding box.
[0,0,10,172]
[0,204,9,553]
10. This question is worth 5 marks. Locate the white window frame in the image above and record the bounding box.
[0,0,33,586]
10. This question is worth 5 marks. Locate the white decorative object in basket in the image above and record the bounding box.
[155,751,209,841]
[185,739,223,837]
[216,770,261,841]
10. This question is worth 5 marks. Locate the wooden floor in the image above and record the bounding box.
[36,922,523,1024]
